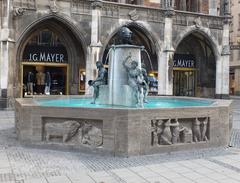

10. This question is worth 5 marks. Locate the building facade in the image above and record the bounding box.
[0,0,231,108]
[230,0,240,95]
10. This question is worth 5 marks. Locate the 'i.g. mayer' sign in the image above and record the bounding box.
[173,54,196,68]
[22,45,68,63]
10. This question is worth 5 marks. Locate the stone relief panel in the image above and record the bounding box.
[147,9,164,23]
[71,0,91,15]
[173,12,223,30]
[151,117,209,146]
[102,4,119,18]
[13,0,36,10]
[43,118,103,147]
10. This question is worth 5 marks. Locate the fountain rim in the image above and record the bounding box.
[16,96,232,111]
[110,44,145,50]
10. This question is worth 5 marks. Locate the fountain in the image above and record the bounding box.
[15,27,232,156]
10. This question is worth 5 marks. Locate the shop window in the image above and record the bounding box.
[79,69,86,93]
[21,29,69,97]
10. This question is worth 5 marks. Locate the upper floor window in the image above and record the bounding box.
[239,14,240,30]
[175,0,200,12]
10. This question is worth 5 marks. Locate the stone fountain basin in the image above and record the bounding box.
[15,96,232,157]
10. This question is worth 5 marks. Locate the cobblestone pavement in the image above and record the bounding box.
[1,100,240,183]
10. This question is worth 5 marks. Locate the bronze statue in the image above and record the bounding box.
[141,63,149,103]
[118,26,133,44]
[89,61,107,104]
[123,53,144,107]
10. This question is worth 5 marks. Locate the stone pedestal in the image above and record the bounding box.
[98,45,142,107]
[98,85,136,107]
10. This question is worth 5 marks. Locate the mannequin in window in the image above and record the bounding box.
[36,70,45,94]
[44,72,51,95]
[27,71,34,95]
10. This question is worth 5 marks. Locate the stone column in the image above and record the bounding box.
[234,69,240,95]
[0,0,14,108]
[215,16,231,99]
[85,0,103,95]
[159,9,175,95]
[209,0,218,15]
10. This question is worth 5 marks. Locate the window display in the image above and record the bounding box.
[22,65,67,97]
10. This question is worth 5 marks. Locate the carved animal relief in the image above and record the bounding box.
[151,117,209,146]
[43,118,103,147]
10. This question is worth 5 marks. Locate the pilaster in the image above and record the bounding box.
[215,15,231,99]
[85,0,103,95]
[158,8,175,96]
[0,0,14,108]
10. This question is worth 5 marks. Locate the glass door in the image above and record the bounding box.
[173,70,195,96]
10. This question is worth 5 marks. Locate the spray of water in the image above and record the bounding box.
[103,47,113,65]
[142,49,154,71]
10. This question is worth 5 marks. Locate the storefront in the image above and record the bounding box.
[173,54,196,96]
[21,29,69,97]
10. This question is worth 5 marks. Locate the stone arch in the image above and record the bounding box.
[15,14,87,97]
[174,26,220,60]
[16,13,88,61]
[173,27,219,98]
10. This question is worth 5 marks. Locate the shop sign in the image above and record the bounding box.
[173,54,195,68]
[230,45,240,50]
[23,45,68,63]
[28,53,64,63]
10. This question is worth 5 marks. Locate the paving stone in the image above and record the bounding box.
[159,171,182,179]
[194,178,217,183]
[205,172,229,181]
[134,170,159,178]
[93,176,119,183]
[0,168,12,174]
[146,165,171,173]
[193,167,216,174]
[23,177,48,183]
[170,166,192,174]
[170,177,195,183]
[146,176,171,183]
[46,175,72,183]
[217,178,240,183]
[181,172,205,180]
[68,174,95,183]
[129,166,149,173]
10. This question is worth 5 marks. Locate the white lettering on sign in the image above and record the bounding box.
[173,59,195,68]
[28,53,65,63]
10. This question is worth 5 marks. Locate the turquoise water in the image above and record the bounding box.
[35,98,213,109]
